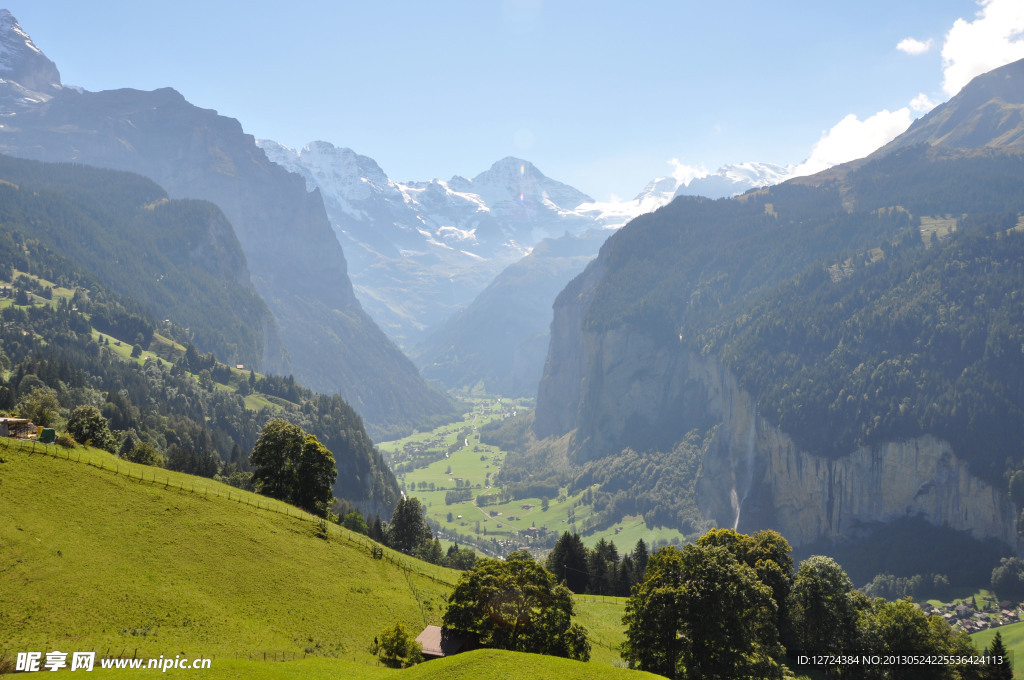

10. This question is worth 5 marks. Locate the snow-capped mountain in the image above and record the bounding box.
[258,141,622,345]
[259,140,795,347]
[575,161,794,228]
[676,161,794,198]
[0,9,61,109]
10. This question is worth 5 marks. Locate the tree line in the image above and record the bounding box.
[622,528,1010,679]
[0,268,399,516]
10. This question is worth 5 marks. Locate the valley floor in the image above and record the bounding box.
[377,397,687,560]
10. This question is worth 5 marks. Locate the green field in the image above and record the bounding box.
[377,399,686,559]
[972,620,1024,679]
[0,438,655,679]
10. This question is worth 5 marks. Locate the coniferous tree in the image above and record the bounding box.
[387,497,432,553]
[985,631,1013,680]
[546,531,589,593]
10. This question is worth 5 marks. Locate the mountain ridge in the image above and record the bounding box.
[258,140,791,350]
[0,12,453,437]
[527,58,1024,570]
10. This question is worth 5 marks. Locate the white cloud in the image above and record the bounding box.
[897,37,933,55]
[791,108,915,177]
[668,158,708,186]
[942,0,1024,96]
[909,93,937,113]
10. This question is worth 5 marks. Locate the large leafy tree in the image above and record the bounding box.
[15,385,62,428]
[295,434,337,517]
[697,529,794,639]
[858,597,984,680]
[250,418,303,501]
[443,550,590,661]
[249,418,336,517]
[66,404,116,452]
[622,542,783,680]
[787,555,859,659]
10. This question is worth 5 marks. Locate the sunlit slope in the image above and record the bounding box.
[0,441,453,663]
[0,441,650,679]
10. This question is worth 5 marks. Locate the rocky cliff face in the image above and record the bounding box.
[537,303,1020,550]
[688,350,1020,549]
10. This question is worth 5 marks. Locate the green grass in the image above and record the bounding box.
[0,439,453,665]
[972,619,1024,679]
[926,588,1000,610]
[379,398,686,557]
[573,596,627,666]
[0,438,647,679]
[920,215,958,247]
[0,650,660,680]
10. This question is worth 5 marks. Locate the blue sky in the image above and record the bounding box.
[6,1,1024,199]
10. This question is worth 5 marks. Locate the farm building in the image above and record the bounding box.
[415,626,475,660]
[0,417,37,439]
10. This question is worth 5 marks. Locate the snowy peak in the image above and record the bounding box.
[674,161,793,199]
[0,10,61,101]
[258,139,402,214]
[452,156,594,211]
[629,160,793,204]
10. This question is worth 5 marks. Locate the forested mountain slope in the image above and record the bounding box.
[0,231,400,515]
[0,153,281,370]
[530,58,1024,573]
[0,13,452,437]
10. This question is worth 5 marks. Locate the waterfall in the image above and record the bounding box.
[732,413,757,531]
[730,487,741,530]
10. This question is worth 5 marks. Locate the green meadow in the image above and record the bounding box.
[0,438,655,679]
[377,399,687,558]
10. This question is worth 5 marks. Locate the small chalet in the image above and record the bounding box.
[415,626,475,660]
[0,417,36,439]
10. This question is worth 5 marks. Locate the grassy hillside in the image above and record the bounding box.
[0,264,402,516]
[0,438,651,679]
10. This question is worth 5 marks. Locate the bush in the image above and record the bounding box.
[124,441,163,467]
[371,622,422,668]
[67,405,117,453]
[55,432,77,448]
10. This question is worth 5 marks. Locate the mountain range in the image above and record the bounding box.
[0,10,451,438]
[258,140,790,396]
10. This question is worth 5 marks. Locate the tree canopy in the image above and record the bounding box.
[386,497,433,554]
[442,550,590,661]
[249,418,337,517]
[622,541,783,679]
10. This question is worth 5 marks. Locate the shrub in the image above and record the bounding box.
[56,432,77,448]
[124,441,163,467]
[371,622,422,668]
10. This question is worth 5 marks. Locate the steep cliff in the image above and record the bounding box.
[540,305,1020,550]
[532,62,1024,557]
[687,351,1019,550]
